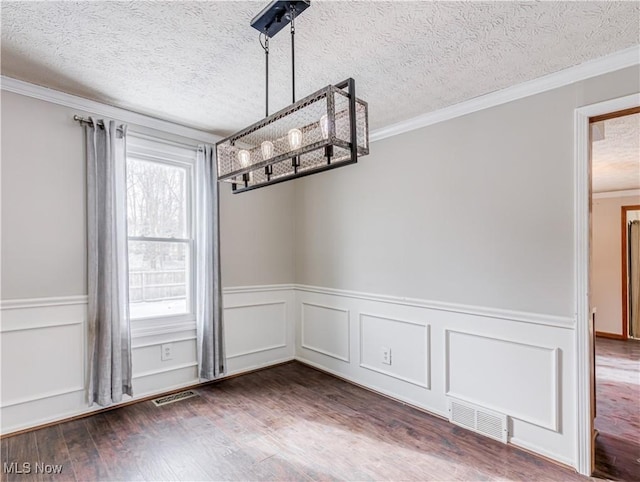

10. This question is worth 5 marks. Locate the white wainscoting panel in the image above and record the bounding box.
[1,301,85,409]
[301,302,350,362]
[445,330,558,431]
[0,286,295,434]
[359,313,430,389]
[1,322,84,408]
[132,338,198,376]
[1,389,94,436]
[293,285,575,469]
[223,287,295,376]
[225,301,287,359]
[2,285,574,468]
[1,301,86,332]
[132,364,199,396]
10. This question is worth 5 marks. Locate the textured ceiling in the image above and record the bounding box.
[1,1,639,137]
[592,113,640,193]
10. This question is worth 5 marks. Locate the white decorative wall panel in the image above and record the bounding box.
[0,287,295,434]
[224,301,287,359]
[1,298,86,331]
[1,303,85,408]
[301,302,350,362]
[132,339,198,375]
[132,364,199,397]
[294,285,574,467]
[445,330,558,431]
[359,313,430,388]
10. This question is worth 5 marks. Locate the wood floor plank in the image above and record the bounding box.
[1,437,8,482]
[33,425,75,481]
[59,419,109,481]
[594,337,640,481]
[6,432,42,482]
[3,361,596,481]
[84,413,145,481]
[137,400,226,481]
[109,403,182,481]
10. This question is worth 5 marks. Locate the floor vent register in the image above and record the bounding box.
[448,397,508,443]
[152,390,198,407]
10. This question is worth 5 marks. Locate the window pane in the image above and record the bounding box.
[128,240,190,319]
[127,158,188,238]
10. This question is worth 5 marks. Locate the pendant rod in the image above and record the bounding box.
[290,7,296,103]
[265,34,269,117]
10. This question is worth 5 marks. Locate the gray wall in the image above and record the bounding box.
[591,194,640,335]
[3,65,638,313]
[219,181,295,287]
[294,66,640,317]
[0,90,295,300]
[1,91,86,299]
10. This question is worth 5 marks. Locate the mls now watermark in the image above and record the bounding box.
[3,462,64,475]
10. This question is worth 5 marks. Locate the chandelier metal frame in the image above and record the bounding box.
[215,0,369,193]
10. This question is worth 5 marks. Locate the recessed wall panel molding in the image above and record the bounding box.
[301,302,350,362]
[1,299,86,332]
[1,286,296,434]
[1,323,85,408]
[359,313,430,389]
[0,389,98,435]
[445,330,559,431]
[224,301,288,359]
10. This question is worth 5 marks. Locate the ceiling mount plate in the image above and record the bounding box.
[250,1,311,37]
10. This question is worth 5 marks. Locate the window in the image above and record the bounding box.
[126,136,196,323]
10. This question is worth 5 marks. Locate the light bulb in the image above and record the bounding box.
[288,128,303,150]
[320,114,330,140]
[237,149,251,167]
[261,141,274,160]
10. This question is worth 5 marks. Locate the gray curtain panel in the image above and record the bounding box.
[86,118,133,406]
[196,145,225,380]
[630,220,639,338]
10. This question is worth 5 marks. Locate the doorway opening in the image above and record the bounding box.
[589,107,639,479]
[622,205,640,339]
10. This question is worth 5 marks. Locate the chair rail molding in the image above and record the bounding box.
[295,284,574,329]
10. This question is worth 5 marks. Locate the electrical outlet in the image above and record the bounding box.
[381,346,391,365]
[161,343,173,361]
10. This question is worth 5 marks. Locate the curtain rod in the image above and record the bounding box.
[75,115,205,150]
[73,115,124,133]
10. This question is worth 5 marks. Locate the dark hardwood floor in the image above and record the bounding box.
[594,337,640,481]
[2,362,590,481]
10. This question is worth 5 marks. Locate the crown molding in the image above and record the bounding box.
[370,45,640,142]
[3,44,637,145]
[0,76,221,144]
[592,189,640,199]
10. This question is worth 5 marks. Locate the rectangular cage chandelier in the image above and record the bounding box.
[216,1,369,193]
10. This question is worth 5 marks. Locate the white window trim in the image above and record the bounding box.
[126,132,199,337]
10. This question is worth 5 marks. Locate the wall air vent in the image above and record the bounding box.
[448,398,508,443]
[152,390,198,407]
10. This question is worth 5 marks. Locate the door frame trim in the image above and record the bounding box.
[574,93,640,475]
